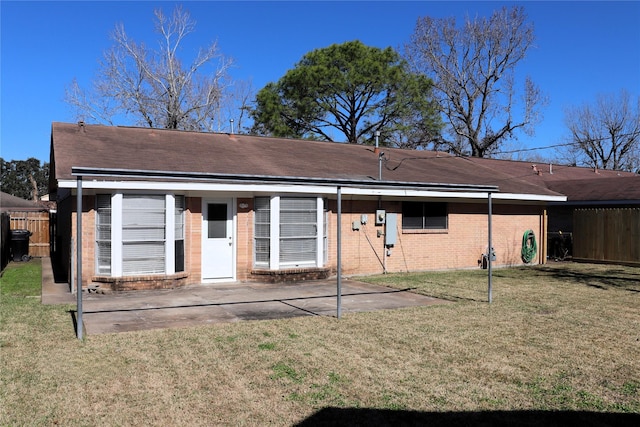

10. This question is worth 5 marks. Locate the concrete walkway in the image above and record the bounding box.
[41,257,75,305]
[41,258,447,335]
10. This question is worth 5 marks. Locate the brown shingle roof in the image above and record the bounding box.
[50,122,567,197]
[0,191,45,211]
[465,157,639,202]
[545,177,640,202]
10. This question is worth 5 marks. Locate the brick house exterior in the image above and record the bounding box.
[50,122,566,291]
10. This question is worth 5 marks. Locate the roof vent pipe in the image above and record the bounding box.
[374,131,380,155]
[230,119,234,135]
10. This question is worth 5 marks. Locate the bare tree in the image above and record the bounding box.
[404,6,545,157]
[220,78,255,134]
[564,90,640,172]
[65,6,235,131]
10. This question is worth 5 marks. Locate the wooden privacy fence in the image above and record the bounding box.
[9,211,51,258]
[573,208,640,265]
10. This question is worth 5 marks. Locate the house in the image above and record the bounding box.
[49,122,567,291]
[463,158,639,262]
[545,176,639,265]
[462,158,637,230]
[0,191,44,212]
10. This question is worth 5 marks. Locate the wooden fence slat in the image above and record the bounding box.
[573,208,640,265]
[9,211,51,258]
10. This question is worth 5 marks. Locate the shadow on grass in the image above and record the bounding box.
[419,292,487,304]
[295,407,640,427]
[530,266,640,293]
[69,310,79,338]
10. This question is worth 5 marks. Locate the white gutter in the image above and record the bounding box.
[63,166,566,203]
[58,178,565,203]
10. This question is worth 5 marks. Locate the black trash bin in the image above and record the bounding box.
[10,229,31,262]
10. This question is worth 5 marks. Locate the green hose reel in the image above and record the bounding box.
[521,230,537,263]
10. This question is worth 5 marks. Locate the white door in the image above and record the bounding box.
[202,199,234,281]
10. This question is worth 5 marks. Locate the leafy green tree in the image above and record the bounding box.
[1,158,49,200]
[250,40,441,146]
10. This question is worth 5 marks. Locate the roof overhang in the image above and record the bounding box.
[548,199,640,206]
[60,167,566,202]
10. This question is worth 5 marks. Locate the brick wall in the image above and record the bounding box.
[186,197,202,284]
[74,194,546,289]
[325,199,544,277]
[93,272,189,291]
[70,195,96,287]
[236,198,254,281]
[235,197,545,279]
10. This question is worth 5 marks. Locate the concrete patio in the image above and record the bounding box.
[41,258,448,335]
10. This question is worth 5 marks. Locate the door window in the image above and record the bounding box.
[207,203,228,238]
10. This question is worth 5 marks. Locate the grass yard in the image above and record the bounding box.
[1,259,639,426]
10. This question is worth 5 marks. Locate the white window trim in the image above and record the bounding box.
[316,197,324,268]
[100,192,182,277]
[269,196,280,270]
[253,197,270,268]
[111,193,123,276]
[95,194,113,276]
[165,194,176,275]
[256,195,325,270]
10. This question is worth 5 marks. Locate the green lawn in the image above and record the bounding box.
[1,259,639,425]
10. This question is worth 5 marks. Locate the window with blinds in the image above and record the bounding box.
[254,196,324,269]
[175,195,185,272]
[279,197,317,266]
[122,195,166,275]
[254,197,270,266]
[96,195,112,275]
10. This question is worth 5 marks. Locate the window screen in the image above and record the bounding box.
[402,202,448,230]
[279,197,317,266]
[175,196,185,273]
[122,195,166,275]
[254,197,270,266]
[95,194,111,275]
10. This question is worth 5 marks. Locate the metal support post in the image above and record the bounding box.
[76,176,83,340]
[488,192,493,304]
[336,186,342,319]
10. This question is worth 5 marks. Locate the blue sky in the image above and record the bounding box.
[1,1,639,163]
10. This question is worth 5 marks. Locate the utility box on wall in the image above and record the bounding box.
[385,213,397,246]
